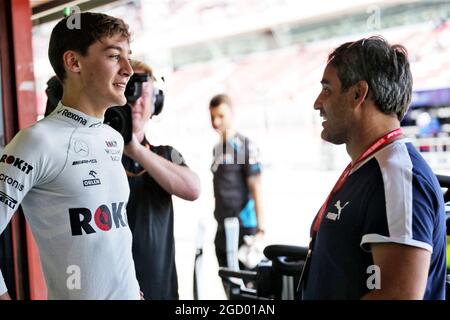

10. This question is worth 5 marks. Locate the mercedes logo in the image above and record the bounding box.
[74,140,89,157]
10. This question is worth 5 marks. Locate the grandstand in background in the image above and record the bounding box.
[32,0,450,172]
[158,0,450,173]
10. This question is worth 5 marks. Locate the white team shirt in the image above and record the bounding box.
[0,102,140,299]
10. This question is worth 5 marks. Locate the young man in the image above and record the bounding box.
[0,12,140,299]
[302,36,446,299]
[209,94,264,269]
[122,60,200,299]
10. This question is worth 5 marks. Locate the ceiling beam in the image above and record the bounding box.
[31,0,120,26]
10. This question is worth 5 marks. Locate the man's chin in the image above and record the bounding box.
[321,130,327,140]
[114,96,127,107]
[132,122,144,133]
[321,130,334,143]
[322,132,345,145]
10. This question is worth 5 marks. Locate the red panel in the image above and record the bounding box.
[11,0,38,129]
[0,0,22,300]
[10,0,47,300]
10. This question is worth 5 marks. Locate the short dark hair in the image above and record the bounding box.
[209,94,232,109]
[45,76,63,116]
[328,36,412,120]
[48,12,131,81]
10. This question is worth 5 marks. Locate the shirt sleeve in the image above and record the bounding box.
[0,128,43,295]
[360,172,435,254]
[243,138,262,177]
[160,145,187,167]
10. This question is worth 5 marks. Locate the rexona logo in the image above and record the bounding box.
[57,109,87,126]
[69,202,128,235]
[0,191,17,210]
[0,154,33,174]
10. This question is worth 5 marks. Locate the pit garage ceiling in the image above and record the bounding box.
[30,0,119,25]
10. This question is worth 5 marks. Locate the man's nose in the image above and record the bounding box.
[132,96,144,109]
[313,95,322,110]
[121,58,134,78]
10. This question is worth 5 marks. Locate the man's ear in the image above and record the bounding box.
[352,81,369,107]
[62,51,81,74]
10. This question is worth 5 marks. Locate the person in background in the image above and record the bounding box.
[209,94,265,271]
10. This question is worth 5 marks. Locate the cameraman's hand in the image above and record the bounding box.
[123,134,142,160]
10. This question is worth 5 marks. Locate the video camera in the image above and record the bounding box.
[104,73,165,144]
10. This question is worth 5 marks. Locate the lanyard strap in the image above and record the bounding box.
[312,128,403,234]
[298,127,403,296]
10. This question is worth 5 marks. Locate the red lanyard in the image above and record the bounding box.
[312,128,403,234]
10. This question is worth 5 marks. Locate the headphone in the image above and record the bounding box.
[151,77,165,117]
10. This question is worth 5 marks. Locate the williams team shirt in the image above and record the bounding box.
[0,102,140,299]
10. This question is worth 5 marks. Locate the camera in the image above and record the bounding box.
[104,73,165,144]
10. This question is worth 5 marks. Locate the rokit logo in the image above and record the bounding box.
[82,170,101,187]
[57,108,87,126]
[69,202,128,235]
[0,174,24,191]
[0,154,33,174]
[0,191,17,209]
[72,159,97,166]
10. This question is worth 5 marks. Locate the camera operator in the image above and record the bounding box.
[121,60,200,300]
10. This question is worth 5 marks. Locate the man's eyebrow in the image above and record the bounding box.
[320,79,331,85]
[104,45,132,55]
